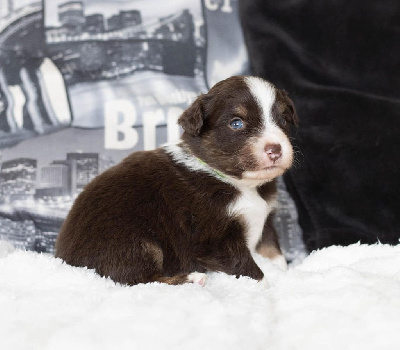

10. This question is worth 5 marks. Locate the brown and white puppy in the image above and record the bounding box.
[55,76,298,287]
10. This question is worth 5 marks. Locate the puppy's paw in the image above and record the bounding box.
[188,272,207,287]
[258,277,269,289]
[271,254,288,271]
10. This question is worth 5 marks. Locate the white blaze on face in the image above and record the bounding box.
[244,76,276,123]
[242,77,294,182]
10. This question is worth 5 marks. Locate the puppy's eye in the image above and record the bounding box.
[230,119,244,130]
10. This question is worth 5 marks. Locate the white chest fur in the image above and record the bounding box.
[228,186,274,253]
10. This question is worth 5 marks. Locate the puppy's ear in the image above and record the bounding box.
[178,94,206,136]
[280,89,299,127]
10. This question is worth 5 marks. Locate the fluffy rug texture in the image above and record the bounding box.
[1,241,400,350]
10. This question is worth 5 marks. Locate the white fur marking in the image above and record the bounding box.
[243,78,294,181]
[164,143,274,188]
[163,143,234,184]
[271,255,288,271]
[258,277,269,289]
[188,272,207,286]
[244,76,276,128]
[228,184,276,253]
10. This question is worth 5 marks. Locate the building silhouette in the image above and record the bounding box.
[40,163,69,189]
[52,159,76,195]
[107,10,142,31]
[0,158,37,202]
[120,10,142,28]
[85,14,105,34]
[58,1,85,34]
[0,217,36,251]
[67,152,99,192]
[160,10,196,76]
[36,163,70,198]
[57,2,143,34]
[107,14,120,31]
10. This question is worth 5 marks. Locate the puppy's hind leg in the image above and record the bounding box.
[152,272,207,286]
[100,239,165,286]
[122,240,206,286]
[139,240,207,286]
[134,240,207,286]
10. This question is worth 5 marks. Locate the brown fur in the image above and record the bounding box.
[256,214,283,259]
[55,76,297,286]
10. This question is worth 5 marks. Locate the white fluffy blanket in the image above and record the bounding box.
[1,242,399,350]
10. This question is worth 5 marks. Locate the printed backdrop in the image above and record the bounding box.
[0,0,305,262]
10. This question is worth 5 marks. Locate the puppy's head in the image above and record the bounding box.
[178,76,298,183]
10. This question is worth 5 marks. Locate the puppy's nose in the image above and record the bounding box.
[265,143,282,162]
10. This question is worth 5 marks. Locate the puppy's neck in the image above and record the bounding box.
[163,142,271,188]
[194,156,227,180]
[163,142,231,184]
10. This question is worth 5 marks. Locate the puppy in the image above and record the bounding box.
[55,76,298,286]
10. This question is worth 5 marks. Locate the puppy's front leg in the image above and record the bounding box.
[197,224,264,281]
[256,215,288,270]
[198,243,264,281]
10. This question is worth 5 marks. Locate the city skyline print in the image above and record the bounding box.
[0,149,111,253]
[43,0,208,130]
[44,0,205,83]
